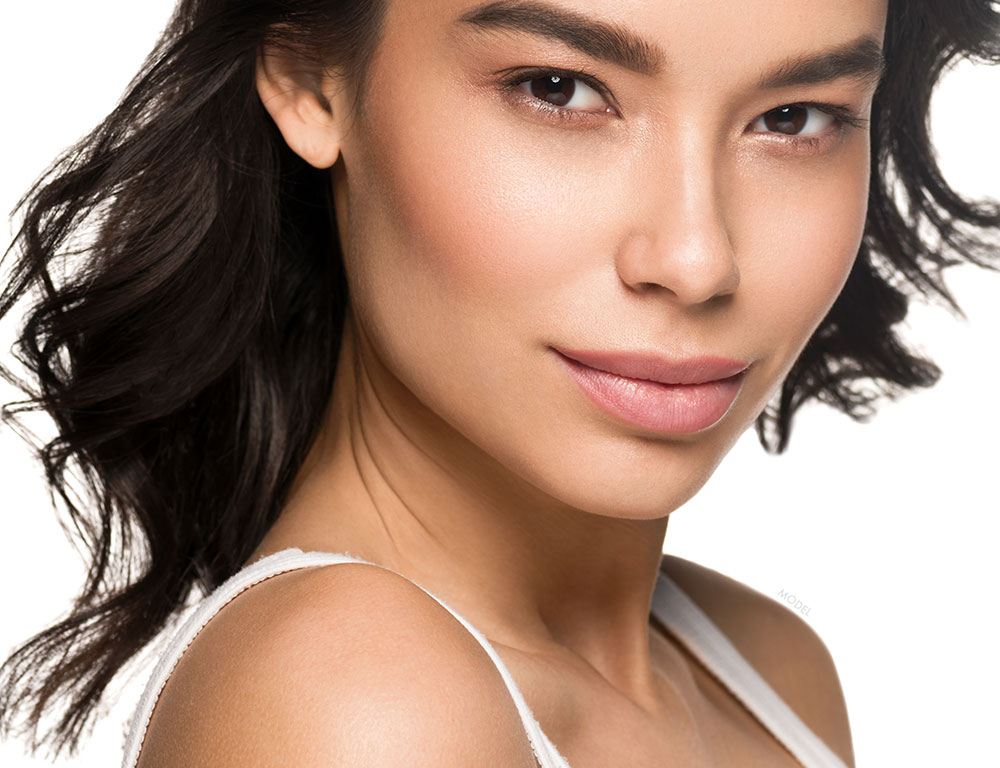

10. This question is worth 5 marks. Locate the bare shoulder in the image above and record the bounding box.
[137,560,538,768]
[659,554,855,768]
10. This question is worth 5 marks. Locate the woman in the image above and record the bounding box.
[1,0,998,766]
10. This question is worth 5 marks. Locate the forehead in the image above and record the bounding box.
[386,0,889,88]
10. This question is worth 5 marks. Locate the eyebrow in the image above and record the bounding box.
[456,0,667,76]
[756,36,887,89]
[456,0,886,89]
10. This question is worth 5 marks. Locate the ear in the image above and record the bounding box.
[255,45,343,169]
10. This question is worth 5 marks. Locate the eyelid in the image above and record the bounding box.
[768,102,870,131]
[498,66,620,120]
[746,101,868,154]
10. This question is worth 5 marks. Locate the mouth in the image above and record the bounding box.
[552,346,750,434]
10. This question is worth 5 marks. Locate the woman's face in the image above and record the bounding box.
[329,0,889,518]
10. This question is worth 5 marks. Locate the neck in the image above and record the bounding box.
[263,312,671,698]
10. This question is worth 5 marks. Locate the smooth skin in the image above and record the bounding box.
[138,0,887,764]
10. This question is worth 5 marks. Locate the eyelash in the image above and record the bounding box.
[499,66,616,125]
[499,66,869,148]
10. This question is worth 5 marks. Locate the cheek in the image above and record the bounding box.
[362,120,606,303]
[345,68,624,395]
[735,139,870,368]
[335,67,543,446]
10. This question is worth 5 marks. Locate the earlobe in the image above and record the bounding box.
[255,47,342,169]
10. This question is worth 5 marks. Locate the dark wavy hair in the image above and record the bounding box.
[1,0,998,758]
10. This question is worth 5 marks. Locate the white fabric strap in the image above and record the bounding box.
[122,549,356,767]
[121,548,571,768]
[650,572,849,768]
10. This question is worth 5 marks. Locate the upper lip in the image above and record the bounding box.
[554,346,750,385]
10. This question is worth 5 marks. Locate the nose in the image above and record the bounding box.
[615,149,740,306]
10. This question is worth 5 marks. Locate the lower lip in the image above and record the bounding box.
[555,351,747,434]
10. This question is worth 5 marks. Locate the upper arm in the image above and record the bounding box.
[660,555,855,768]
[136,563,538,768]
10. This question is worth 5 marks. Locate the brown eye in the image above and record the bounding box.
[764,105,808,134]
[527,75,575,107]
[752,104,837,137]
[516,73,608,113]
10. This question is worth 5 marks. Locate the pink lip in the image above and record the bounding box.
[553,347,750,434]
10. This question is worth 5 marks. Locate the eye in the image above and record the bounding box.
[750,104,838,137]
[517,74,608,111]
[502,68,617,122]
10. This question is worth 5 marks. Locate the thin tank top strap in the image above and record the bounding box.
[122,548,363,767]
[122,548,572,768]
[650,571,849,768]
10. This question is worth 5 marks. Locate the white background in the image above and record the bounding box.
[2,3,998,766]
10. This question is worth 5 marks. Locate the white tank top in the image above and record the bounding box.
[121,548,849,768]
